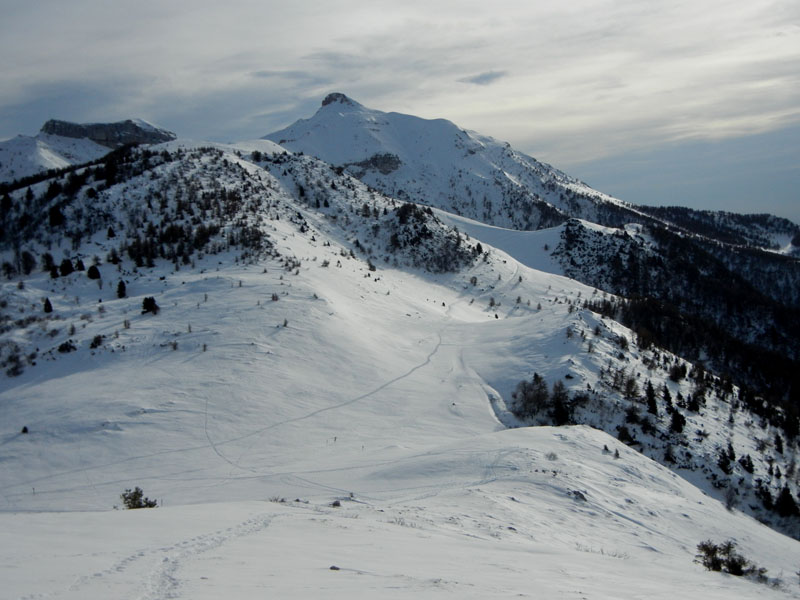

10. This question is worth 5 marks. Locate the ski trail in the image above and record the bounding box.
[221,332,445,469]
[5,296,460,501]
[61,513,274,600]
[3,330,445,495]
[203,394,249,476]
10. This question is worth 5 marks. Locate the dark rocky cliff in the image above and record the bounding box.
[40,119,176,148]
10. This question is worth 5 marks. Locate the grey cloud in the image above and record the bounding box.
[458,71,508,86]
[0,79,144,138]
[251,70,327,84]
[562,124,800,224]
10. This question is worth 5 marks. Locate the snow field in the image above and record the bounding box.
[1,137,799,598]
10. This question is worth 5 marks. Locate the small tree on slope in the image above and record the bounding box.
[120,486,157,509]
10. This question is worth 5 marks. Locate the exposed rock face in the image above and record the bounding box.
[321,92,357,107]
[345,153,402,175]
[40,119,176,148]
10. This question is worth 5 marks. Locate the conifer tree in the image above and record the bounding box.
[646,380,658,416]
[775,486,799,517]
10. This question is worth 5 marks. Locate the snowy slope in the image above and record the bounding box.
[0,118,178,185]
[4,428,799,599]
[3,238,799,598]
[436,209,568,275]
[1,139,799,598]
[0,132,109,183]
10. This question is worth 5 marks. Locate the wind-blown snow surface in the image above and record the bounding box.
[5,429,798,599]
[1,141,799,598]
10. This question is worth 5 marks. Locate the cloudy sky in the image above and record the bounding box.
[1,0,798,222]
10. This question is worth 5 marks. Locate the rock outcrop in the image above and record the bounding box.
[321,92,358,107]
[40,119,176,148]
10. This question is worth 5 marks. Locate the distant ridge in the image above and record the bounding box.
[0,118,177,184]
[40,118,176,148]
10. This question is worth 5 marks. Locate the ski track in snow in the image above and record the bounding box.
[3,327,449,502]
[31,514,276,600]
[222,330,446,473]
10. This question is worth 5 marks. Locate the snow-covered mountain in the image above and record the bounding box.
[0,118,176,184]
[0,132,109,183]
[265,93,800,255]
[266,94,800,417]
[265,93,635,231]
[1,102,799,598]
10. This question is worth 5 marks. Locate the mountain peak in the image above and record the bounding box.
[321,92,361,108]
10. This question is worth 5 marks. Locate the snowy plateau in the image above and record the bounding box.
[1,94,799,599]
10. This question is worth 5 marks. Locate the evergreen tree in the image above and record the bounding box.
[120,486,157,509]
[142,296,159,314]
[513,373,550,419]
[645,380,658,416]
[59,258,74,276]
[550,380,571,425]
[117,280,126,299]
[670,410,686,434]
[1,192,12,216]
[48,205,64,227]
[775,486,799,517]
[623,376,639,400]
[738,454,754,473]
[41,252,54,272]
[717,449,732,475]
[20,251,36,275]
[43,298,52,313]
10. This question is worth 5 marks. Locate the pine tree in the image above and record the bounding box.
[646,380,658,416]
[550,380,571,425]
[41,252,54,272]
[661,383,672,404]
[670,410,686,434]
[120,486,157,509]
[43,298,52,313]
[142,296,159,314]
[59,258,74,276]
[738,454,754,473]
[20,251,36,275]
[117,280,126,299]
[513,373,550,419]
[775,486,799,517]
[717,449,732,475]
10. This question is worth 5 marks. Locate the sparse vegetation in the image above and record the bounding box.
[120,486,157,509]
[695,540,769,583]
